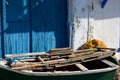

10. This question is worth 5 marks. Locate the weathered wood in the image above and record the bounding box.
[19,59,36,62]
[37,56,45,63]
[5,52,48,58]
[101,59,117,67]
[12,59,67,70]
[10,48,115,70]
[73,51,96,57]
[49,50,73,56]
[75,64,88,71]
[49,48,72,52]
[11,62,30,67]
[74,48,97,53]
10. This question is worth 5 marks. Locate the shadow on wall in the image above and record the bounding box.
[91,0,120,20]
[4,0,68,32]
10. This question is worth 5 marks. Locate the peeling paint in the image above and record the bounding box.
[73,17,81,28]
[69,0,119,50]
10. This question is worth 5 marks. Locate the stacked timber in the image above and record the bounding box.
[5,48,116,71]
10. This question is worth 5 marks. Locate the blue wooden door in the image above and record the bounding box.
[2,0,68,55]
[31,0,68,52]
[0,1,2,57]
[4,0,31,55]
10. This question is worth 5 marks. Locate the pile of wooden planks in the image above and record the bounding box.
[5,48,116,71]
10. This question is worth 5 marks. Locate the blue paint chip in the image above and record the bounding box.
[101,0,108,8]
[117,48,120,52]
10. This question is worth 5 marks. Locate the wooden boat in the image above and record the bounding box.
[0,48,118,80]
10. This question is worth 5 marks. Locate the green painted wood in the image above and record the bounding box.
[0,68,117,80]
[0,57,118,80]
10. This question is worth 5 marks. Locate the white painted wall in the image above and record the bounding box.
[69,0,120,50]
[69,0,89,50]
[91,0,120,48]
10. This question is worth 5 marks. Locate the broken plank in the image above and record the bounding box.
[75,64,88,71]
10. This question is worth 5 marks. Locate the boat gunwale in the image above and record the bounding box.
[0,64,118,76]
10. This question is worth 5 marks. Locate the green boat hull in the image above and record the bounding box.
[0,68,117,80]
[0,57,118,80]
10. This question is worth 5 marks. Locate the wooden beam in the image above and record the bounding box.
[101,60,117,67]
[5,52,48,58]
[37,56,45,63]
[75,64,88,71]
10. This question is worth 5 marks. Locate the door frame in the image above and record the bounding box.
[1,0,7,58]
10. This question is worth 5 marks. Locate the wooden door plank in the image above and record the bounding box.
[4,22,30,54]
[31,0,68,52]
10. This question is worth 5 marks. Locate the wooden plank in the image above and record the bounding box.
[73,51,96,57]
[101,59,117,67]
[49,48,72,52]
[11,49,115,70]
[37,56,45,63]
[12,59,66,70]
[74,48,97,53]
[4,22,30,54]
[75,64,88,71]
[5,52,48,58]
[50,50,72,55]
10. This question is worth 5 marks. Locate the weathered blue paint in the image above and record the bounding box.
[4,22,30,54]
[31,0,68,52]
[1,0,68,56]
[1,0,7,58]
[6,0,30,21]
[4,0,30,54]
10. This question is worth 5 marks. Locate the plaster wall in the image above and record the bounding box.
[69,0,120,50]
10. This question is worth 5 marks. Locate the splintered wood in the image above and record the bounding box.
[5,48,116,71]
